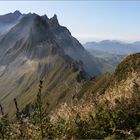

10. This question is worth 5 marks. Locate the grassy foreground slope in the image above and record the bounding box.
[50,53,140,139]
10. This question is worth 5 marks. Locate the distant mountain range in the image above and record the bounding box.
[84,40,140,55]
[83,40,140,73]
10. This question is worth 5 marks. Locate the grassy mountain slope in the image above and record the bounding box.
[0,52,86,118]
[51,53,140,123]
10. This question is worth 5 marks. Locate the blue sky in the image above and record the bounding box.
[0,1,140,43]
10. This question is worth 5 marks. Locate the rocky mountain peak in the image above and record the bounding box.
[48,14,59,27]
[0,11,101,76]
[0,10,22,24]
[13,10,22,16]
[41,15,49,21]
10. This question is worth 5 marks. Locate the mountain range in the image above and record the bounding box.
[84,40,140,55]
[83,40,140,73]
[0,11,102,117]
[0,10,140,139]
[0,11,139,120]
